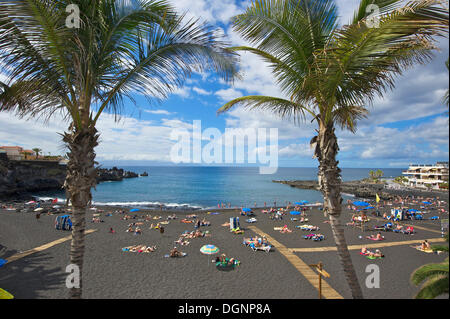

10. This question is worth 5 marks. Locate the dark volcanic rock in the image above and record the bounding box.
[0,156,139,200]
[0,157,66,199]
[96,167,139,182]
[273,179,448,200]
[140,171,148,177]
[273,180,394,199]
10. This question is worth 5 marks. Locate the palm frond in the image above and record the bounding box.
[318,0,449,113]
[411,262,449,286]
[351,0,400,25]
[415,275,449,299]
[93,13,239,123]
[232,0,338,100]
[217,95,315,124]
[0,0,240,128]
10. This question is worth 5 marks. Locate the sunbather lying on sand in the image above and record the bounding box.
[413,240,432,251]
[175,237,190,246]
[360,247,384,258]
[214,254,238,266]
[280,225,292,233]
[169,247,187,258]
[366,233,384,241]
[122,245,157,253]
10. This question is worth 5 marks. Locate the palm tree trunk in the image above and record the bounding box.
[63,124,99,299]
[315,121,364,299]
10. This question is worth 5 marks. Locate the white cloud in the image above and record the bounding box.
[144,109,174,115]
[279,143,314,158]
[193,87,212,96]
[215,88,243,103]
[172,0,249,24]
[0,111,194,162]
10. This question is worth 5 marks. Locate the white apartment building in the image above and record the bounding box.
[402,162,449,190]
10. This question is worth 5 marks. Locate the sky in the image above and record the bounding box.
[0,0,448,169]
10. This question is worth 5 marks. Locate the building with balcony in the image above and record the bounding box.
[402,162,449,190]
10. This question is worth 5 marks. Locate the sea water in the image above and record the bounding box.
[34,167,404,210]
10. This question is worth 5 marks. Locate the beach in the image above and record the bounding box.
[0,190,448,299]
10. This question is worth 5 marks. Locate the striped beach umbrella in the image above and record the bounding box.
[200,245,219,255]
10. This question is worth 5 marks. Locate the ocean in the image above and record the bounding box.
[33,166,404,210]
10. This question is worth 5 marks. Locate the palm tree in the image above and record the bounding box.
[444,59,449,112]
[218,0,448,298]
[32,148,42,159]
[0,0,238,298]
[411,234,449,299]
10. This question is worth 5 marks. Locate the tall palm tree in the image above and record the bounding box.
[444,59,449,111]
[218,0,448,299]
[0,0,238,298]
[411,234,449,299]
[32,147,42,159]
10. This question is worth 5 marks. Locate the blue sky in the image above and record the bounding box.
[0,0,448,169]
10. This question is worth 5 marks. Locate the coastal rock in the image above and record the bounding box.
[273,180,394,200]
[96,167,139,182]
[0,156,139,200]
[0,156,66,199]
[140,172,148,177]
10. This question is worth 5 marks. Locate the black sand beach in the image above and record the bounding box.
[0,191,448,299]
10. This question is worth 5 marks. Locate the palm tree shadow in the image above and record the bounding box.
[0,248,67,299]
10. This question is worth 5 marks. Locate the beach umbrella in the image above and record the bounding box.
[290,211,301,215]
[200,244,219,267]
[130,208,140,213]
[200,245,219,255]
[352,201,370,207]
[295,200,309,205]
[408,209,420,213]
[25,201,36,205]
[422,201,432,205]
[0,259,6,268]
[34,208,44,212]
[358,206,375,211]
[242,208,252,213]
[53,205,61,209]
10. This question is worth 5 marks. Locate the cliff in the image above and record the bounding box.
[0,156,141,199]
[0,156,66,199]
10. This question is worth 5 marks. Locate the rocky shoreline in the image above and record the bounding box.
[273,179,449,200]
[0,155,144,200]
